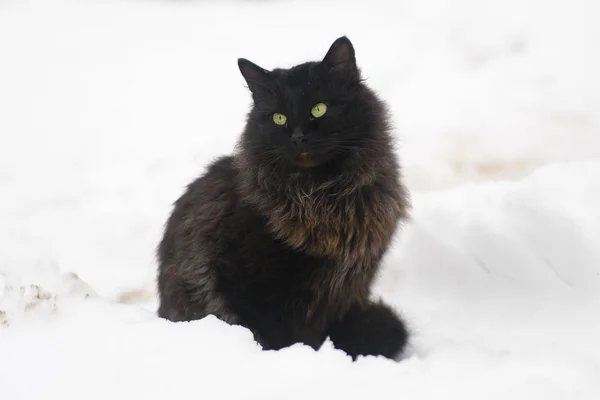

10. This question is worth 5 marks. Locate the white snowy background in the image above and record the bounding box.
[1,0,600,398]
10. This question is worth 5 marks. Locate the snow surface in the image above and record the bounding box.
[1,0,600,399]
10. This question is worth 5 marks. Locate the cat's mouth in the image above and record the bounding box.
[294,152,319,168]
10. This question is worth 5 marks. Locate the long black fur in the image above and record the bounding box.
[157,36,411,360]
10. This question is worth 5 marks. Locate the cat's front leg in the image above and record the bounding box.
[328,301,408,361]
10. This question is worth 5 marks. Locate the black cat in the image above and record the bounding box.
[157,36,411,360]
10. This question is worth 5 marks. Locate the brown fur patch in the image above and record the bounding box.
[267,184,407,265]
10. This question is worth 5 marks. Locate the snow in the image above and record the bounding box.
[2,161,600,399]
[1,0,600,398]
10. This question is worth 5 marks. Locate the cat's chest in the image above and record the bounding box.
[266,190,400,263]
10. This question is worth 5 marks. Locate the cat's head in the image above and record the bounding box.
[237,36,391,172]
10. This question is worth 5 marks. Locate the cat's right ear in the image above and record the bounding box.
[238,58,271,94]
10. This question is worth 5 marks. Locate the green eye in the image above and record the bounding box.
[272,113,287,126]
[311,103,327,118]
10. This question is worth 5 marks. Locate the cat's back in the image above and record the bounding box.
[158,155,239,267]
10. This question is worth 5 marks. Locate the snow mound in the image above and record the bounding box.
[376,160,600,373]
[0,261,96,328]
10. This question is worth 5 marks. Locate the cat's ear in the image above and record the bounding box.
[322,36,357,79]
[238,58,271,94]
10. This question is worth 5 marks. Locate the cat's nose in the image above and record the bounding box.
[291,128,307,147]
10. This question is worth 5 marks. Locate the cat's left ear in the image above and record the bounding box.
[238,58,271,94]
[322,36,358,80]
